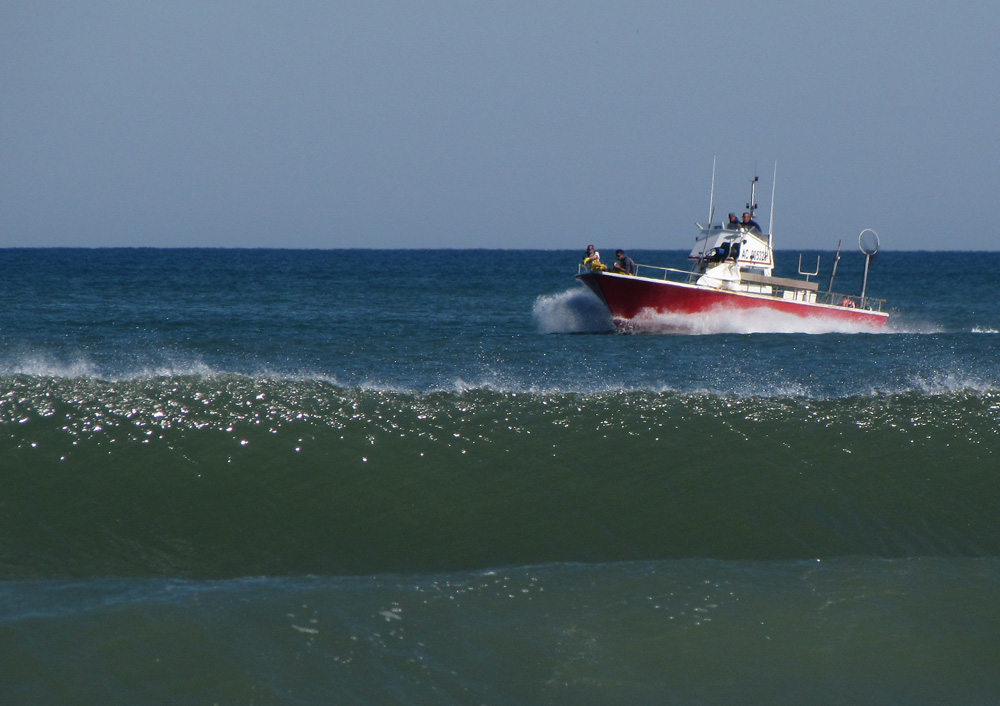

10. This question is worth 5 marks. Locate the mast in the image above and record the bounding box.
[742,173,764,272]
[696,158,717,272]
[767,162,777,251]
[707,156,717,229]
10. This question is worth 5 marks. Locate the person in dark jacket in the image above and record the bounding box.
[613,249,637,275]
[740,212,761,233]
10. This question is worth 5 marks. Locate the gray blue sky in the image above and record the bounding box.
[2,1,997,250]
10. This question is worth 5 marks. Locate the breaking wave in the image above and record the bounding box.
[3,373,999,580]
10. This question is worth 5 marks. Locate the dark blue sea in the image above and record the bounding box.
[2,247,999,705]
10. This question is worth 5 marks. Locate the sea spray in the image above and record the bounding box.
[532,287,614,334]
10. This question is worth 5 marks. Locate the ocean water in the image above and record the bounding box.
[2,247,999,705]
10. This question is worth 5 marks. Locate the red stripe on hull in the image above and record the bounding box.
[577,272,888,328]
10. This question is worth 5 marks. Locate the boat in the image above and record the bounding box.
[576,165,888,331]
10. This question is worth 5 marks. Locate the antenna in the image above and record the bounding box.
[747,175,758,219]
[707,156,717,230]
[697,158,717,271]
[767,162,777,251]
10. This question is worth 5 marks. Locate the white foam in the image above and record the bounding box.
[0,354,101,379]
[623,305,886,335]
[115,360,221,381]
[0,353,228,382]
[907,372,998,396]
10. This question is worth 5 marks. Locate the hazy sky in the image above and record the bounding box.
[2,1,998,250]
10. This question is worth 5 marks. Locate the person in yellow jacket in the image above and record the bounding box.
[582,244,606,270]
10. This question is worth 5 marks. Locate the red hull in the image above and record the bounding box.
[577,271,888,329]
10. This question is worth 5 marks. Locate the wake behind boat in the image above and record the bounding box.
[576,166,888,332]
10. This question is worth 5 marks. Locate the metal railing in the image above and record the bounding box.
[578,262,698,283]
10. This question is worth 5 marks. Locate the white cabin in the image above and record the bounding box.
[689,225,774,275]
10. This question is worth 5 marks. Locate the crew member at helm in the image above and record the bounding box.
[740,212,762,234]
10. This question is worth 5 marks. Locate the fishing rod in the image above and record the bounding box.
[827,239,842,294]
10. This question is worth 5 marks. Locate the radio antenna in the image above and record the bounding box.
[697,158,718,271]
[707,156,717,229]
[767,162,777,251]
